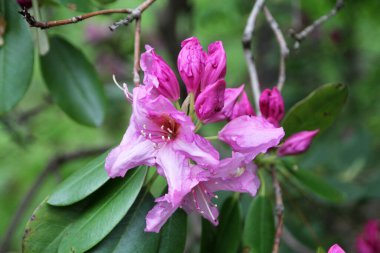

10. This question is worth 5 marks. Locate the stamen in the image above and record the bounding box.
[143,124,147,129]
[161,136,165,141]
[148,133,152,139]
[161,125,164,130]
[167,128,173,134]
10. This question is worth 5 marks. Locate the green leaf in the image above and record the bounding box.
[48,152,109,206]
[89,192,187,253]
[284,164,345,203]
[214,196,242,253]
[57,168,147,253]
[0,0,34,114]
[200,218,217,253]
[316,247,327,253]
[40,36,107,127]
[58,0,97,12]
[243,196,274,253]
[95,0,118,4]
[88,192,160,253]
[23,199,85,253]
[282,83,348,137]
[157,210,187,253]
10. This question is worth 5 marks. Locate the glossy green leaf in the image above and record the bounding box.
[282,83,348,137]
[213,196,242,253]
[89,192,187,253]
[23,199,85,253]
[285,164,345,203]
[58,0,97,12]
[40,36,106,127]
[95,0,118,4]
[200,218,217,253]
[48,152,109,206]
[57,168,147,253]
[157,210,187,253]
[0,0,34,114]
[243,196,274,253]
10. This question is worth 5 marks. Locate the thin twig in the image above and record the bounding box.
[290,0,344,49]
[271,166,284,253]
[109,0,156,31]
[242,0,266,114]
[0,146,109,252]
[19,8,132,29]
[133,17,142,86]
[263,6,289,91]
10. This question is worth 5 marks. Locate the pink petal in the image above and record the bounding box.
[195,79,226,121]
[201,41,226,91]
[145,199,179,233]
[219,115,284,162]
[328,244,345,253]
[278,130,319,156]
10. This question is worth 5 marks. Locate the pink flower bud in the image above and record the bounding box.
[356,220,380,253]
[201,41,226,91]
[231,91,255,120]
[141,45,180,101]
[328,244,345,253]
[195,79,226,121]
[259,87,284,126]
[177,37,205,93]
[17,0,32,8]
[278,130,319,156]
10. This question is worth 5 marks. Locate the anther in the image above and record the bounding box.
[161,136,165,141]
[167,128,173,134]
[161,125,164,130]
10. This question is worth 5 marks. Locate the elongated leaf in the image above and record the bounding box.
[48,152,109,206]
[200,218,218,253]
[214,196,242,253]
[57,168,147,253]
[286,165,345,203]
[41,36,106,126]
[282,83,348,137]
[243,196,274,253]
[157,210,187,253]
[0,0,34,114]
[23,199,85,253]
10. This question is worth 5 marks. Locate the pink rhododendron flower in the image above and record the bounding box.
[178,37,205,93]
[278,129,319,156]
[140,45,180,101]
[201,41,226,91]
[219,115,285,162]
[145,157,260,232]
[105,86,219,205]
[195,79,226,121]
[259,87,284,127]
[231,90,255,120]
[356,220,380,253]
[328,244,345,253]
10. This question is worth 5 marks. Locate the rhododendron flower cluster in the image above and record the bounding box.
[105,37,286,232]
[356,220,380,253]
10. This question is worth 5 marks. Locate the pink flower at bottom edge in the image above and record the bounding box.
[328,244,345,253]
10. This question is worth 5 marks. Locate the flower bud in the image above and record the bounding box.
[278,130,319,156]
[328,244,345,253]
[356,220,380,253]
[195,79,226,121]
[231,91,255,120]
[141,45,180,101]
[17,0,32,9]
[201,41,226,91]
[259,87,284,126]
[177,37,205,94]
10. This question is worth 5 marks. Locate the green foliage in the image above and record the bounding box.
[23,168,146,253]
[283,83,348,137]
[200,196,242,253]
[40,36,107,127]
[58,0,97,12]
[48,152,109,206]
[316,247,327,253]
[0,0,34,114]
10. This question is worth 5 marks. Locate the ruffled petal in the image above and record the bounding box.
[156,145,200,206]
[173,133,219,168]
[219,115,284,162]
[145,198,179,233]
[181,184,219,225]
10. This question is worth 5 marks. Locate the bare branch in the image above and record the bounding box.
[242,0,266,114]
[263,6,289,91]
[19,8,132,29]
[290,0,344,49]
[133,17,142,86]
[271,167,284,253]
[109,0,156,31]
[0,146,109,252]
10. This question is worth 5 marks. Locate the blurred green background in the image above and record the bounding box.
[1,0,379,252]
